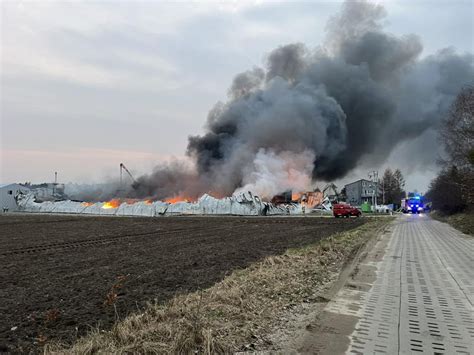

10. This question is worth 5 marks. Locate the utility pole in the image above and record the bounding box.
[374,171,378,209]
[381,177,385,205]
[368,170,379,212]
[53,171,58,195]
[368,172,373,209]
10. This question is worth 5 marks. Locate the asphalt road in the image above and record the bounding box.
[299,214,474,354]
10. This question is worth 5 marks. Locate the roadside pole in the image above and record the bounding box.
[374,171,378,209]
[368,170,379,213]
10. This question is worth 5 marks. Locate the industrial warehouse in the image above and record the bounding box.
[1,174,394,217]
[1,162,396,217]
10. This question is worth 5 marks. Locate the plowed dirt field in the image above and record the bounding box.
[0,214,365,353]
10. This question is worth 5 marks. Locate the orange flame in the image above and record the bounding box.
[292,192,302,201]
[102,199,121,209]
[144,199,153,205]
[164,197,187,204]
[164,195,198,204]
[81,202,94,207]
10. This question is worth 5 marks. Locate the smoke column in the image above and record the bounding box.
[184,0,473,199]
[71,0,474,202]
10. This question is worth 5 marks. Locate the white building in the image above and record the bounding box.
[0,184,30,213]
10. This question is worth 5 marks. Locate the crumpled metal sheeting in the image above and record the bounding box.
[17,192,303,216]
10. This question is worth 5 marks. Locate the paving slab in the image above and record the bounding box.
[344,215,474,355]
[296,215,473,354]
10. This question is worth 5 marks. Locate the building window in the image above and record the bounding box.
[8,190,13,195]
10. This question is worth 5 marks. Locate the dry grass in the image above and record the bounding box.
[46,218,392,354]
[431,211,474,236]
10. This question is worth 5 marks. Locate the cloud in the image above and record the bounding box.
[1,0,473,190]
[1,148,183,183]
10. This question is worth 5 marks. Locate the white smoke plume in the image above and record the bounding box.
[233,149,315,199]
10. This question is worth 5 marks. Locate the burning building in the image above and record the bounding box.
[101,1,472,205]
[17,191,305,216]
[28,1,474,208]
[300,191,324,209]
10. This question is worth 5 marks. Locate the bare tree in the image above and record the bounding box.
[426,167,466,214]
[393,169,406,205]
[381,168,393,204]
[430,86,474,212]
[439,86,474,169]
[381,168,405,206]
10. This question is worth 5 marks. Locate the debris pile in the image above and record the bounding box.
[17,192,304,217]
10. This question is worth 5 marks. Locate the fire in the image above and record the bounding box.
[164,195,195,204]
[164,196,188,204]
[102,199,121,209]
[292,192,302,201]
[92,196,193,208]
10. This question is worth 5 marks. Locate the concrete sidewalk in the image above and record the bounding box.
[301,215,474,354]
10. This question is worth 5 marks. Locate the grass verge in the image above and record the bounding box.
[46,218,393,354]
[431,211,474,236]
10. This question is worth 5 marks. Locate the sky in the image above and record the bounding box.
[1,0,473,192]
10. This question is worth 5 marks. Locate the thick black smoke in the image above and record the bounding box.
[185,0,473,193]
[71,1,474,201]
